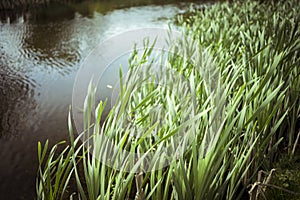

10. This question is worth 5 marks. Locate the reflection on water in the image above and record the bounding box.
[0,1,210,199]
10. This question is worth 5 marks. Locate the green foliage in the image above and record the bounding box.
[36,0,300,199]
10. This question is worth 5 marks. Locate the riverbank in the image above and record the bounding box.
[36,0,300,199]
[0,0,49,10]
[0,1,193,199]
[0,0,78,10]
[0,0,75,22]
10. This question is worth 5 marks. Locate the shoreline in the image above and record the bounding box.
[0,0,79,10]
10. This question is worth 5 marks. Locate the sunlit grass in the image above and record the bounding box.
[36,0,299,199]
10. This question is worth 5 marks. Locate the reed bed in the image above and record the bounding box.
[36,0,300,199]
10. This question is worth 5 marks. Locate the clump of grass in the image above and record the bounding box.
[36,0,299,199]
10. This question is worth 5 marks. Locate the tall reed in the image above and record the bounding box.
[36,0,300,199]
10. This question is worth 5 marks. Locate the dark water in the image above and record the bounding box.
[0,1,210,199]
